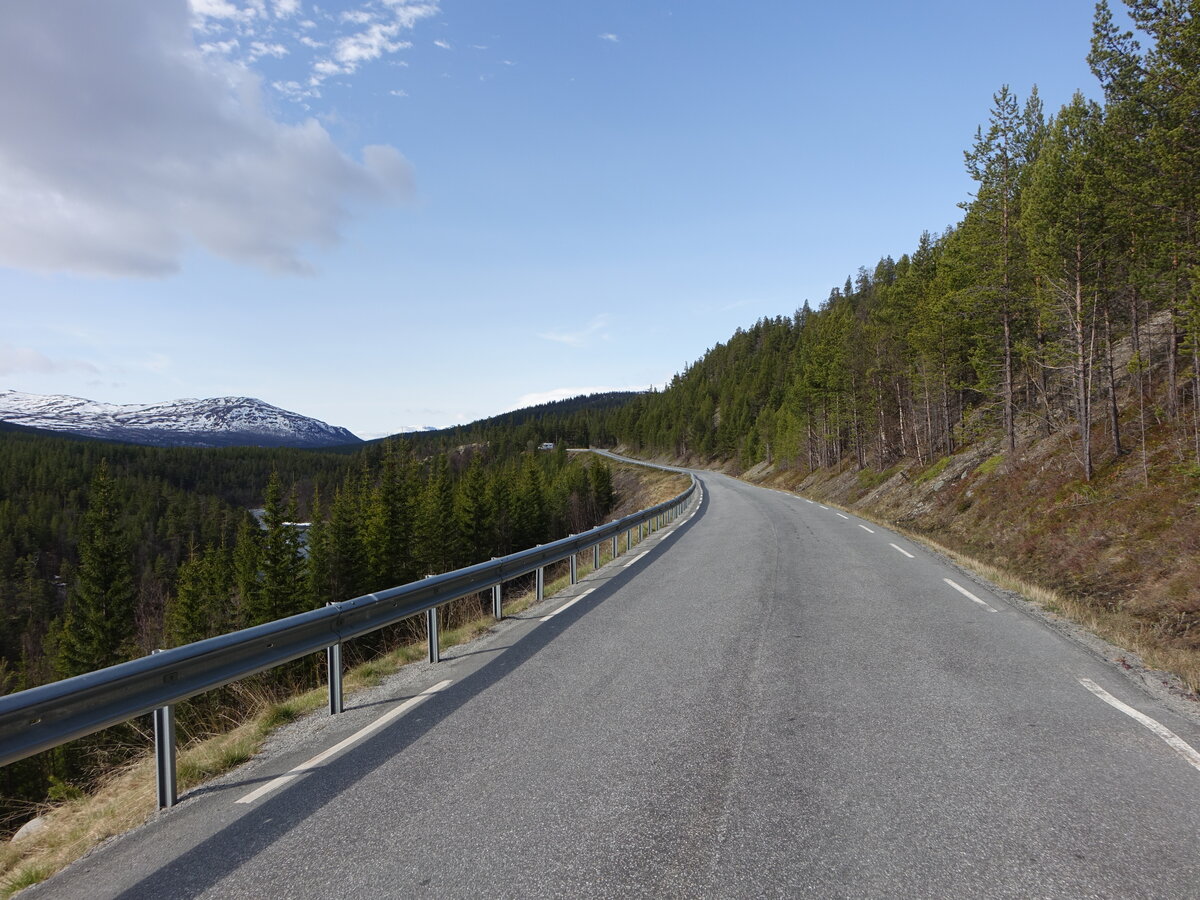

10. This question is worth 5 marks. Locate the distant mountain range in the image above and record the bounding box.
[0,391,362,449]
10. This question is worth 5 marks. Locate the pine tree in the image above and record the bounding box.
[511,456,549,550]
[56,460,137,678]
[166,540,233,646]
[412,457,455,575]
[452,457,492,569]
[962,85,1042,450]
[1022,93,1108,479]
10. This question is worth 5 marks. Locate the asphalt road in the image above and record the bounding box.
[28,468,1200,898]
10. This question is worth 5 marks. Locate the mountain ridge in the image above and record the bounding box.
[0,390,361,449]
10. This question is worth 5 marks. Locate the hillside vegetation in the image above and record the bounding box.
[586,3,1200,686]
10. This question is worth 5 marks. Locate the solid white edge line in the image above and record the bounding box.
[889,543,915,558]
[858,524,875,533]
[1079,678,1200,773]
[236,679,454,805]
[235,773,299,805]
[836,513,849,520]
[623,551,648,567]
[943,578,998,613]
[541,587,596,622]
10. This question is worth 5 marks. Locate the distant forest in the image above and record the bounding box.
[0,429,615,826]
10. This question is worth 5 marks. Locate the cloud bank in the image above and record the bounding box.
[0,344,99,377]
[0,1,416,277]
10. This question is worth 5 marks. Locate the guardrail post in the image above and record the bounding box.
[611,535,618,558]
[570,554,578,585]
[492,582,502,620]
[427,606,440,663]
[326,603,344,715]
[536,566,544,602]
[593,544,600,569]
[151,649,177,810]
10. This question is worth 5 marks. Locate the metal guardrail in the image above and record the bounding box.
[0,470,697,808]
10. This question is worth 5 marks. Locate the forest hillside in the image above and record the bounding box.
[592,1,1200,690]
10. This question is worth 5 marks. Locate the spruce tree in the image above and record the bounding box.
[56,460,137,678]
[252,472,305,623]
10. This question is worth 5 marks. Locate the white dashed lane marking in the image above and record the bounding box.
[944,578,998,613]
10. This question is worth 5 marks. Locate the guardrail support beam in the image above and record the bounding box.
[427,607,440,663]
[151,649,177,810]
[536,566,544,602]
[154,703,176,809]
[570,555,578,585]
[593,544,600,569]
[492,583,502,621]
[327,641,344,715]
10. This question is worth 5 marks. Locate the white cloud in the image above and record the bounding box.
[200,38,241,55]
[334,23,409,67]
[272,79,317,101]
[0,344,99,376]
[389,89,409,97]
[189,0,265,30]
[433,39,452,50]
[272,0,299,18]
[599,33,619,42]
[249,40,288,60]
[0,1,414,277]
[381,1,440,30]
[340,10,375,25]
[537,316,611,347]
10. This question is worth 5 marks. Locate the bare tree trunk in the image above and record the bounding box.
[1073,244,1093,481]
[1002,309,1015,451]
[1167,305,1179,421]
[1167,250,1180,421]
[1036,300,1053,437]
[1193,332,1200,465]
[921,364,935,458]
[941,360,954,453]
[876,379,888,465]
[895,380,909,459]
[1104,306,1122,457]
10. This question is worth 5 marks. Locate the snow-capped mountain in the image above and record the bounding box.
[0,391,362,449]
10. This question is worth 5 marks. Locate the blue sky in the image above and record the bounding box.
[1,0,1105,438]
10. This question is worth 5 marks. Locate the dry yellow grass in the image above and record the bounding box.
[0,464,691,896]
